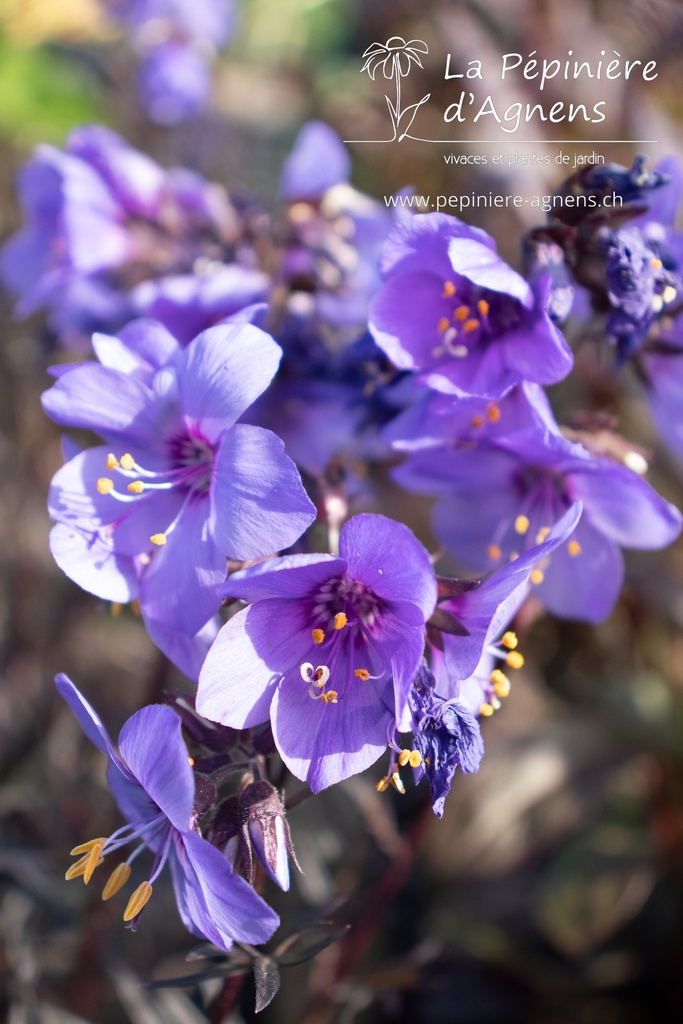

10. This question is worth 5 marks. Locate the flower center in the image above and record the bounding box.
[310,575,383,630]
[95,435,214,548]
[299,575,387,703]
[432,278,522,361]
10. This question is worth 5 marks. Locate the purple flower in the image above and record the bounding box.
[408,665,484,817]
[279,121,351,202]
[196,514,438,792]
[57,674,279,949]
[1,126,268,349]
[605,226,680,362]
[429,503,582,685]
[138,41,212,125]
[384,381,556,453]
[43,318,315,641]
[278,136,393,343]
[369,212,573,398]
[104,0,236,124]
[395,426,682,623]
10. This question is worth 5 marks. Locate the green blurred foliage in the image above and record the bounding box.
[0,35,104,147]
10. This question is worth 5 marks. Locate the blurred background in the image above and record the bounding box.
[2,0,683,1022]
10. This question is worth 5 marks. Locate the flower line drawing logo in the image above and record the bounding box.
[360,37,431,142]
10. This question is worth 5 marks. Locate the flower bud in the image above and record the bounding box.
[239,780,300,892]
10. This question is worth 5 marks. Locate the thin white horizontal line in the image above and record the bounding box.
[344,139,659,144]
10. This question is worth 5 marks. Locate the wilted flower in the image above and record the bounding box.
[407,665,484,817]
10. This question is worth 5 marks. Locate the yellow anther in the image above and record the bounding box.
[71,837,108,856]
[111,603,123,617]
[442,281,456,297]
[501,631,518,650]
[376,776,391,792]
[486,402,501,423]
[530,568,544,584]
[66,853,104,881]
[471,415,485,429]
[491,668,508,688]
[464,318,480,333]
[127,481,144,494]
[65,854,90,881]
[398,749,411,767]
[437,317,450,332]
[651,257,663,270]
[506,651,524,670]
[188,756,195,767]
[106,453,119,470]
[83,841,105,884]
[515,515,530,535]
[102,862,131,901]
[454,305,470,320]
[312,628,325,644]
[480,702,495,717]
[123,881,153,922]
[97,478,114,494]
[535,526,550,543]
[477,299,490,316]
[390,772,406,794]
[408,750,422,768]
[120,453,135,471]
[334,612,348,630]
[492,672,511,698]
[354,668,370,681]
[320,690,339,704]
[663,285,677,303]
[567,539,582,557]
[150,533,167,546]
[487,544,502,560]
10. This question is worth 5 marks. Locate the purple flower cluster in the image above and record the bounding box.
[5,117,683,967]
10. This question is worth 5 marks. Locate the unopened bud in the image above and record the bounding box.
[239,780,300,892]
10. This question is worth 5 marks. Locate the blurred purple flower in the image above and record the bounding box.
[1,125,267,348]
[138,40,212,125]
[605,226,680,362]
[279,121,351,202]
[384,381,556,453]
[43,318,315,640]
[395,426,682,623]
[104,0,236,124]
[369,213,573,398]
[196,514,438,792]
[58,673,279,949]
[428,503,582,684]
